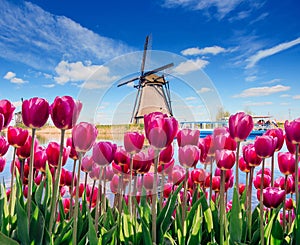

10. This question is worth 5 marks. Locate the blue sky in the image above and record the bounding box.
[0,0,299,124]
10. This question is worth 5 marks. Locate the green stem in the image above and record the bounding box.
[260,159,265,245]
[282,175,288,232]
[159,165,165,209]
[209,158,213,205]
[295,144,299,209]
[152,149,160,244]
[27,128,36,226]
[128,154,133,215]
[94,167,103,233]
[72,153,82,245]
[182,167,189,224]
[235,141,241,190]
[49,129,65,235]
[102,167,107,214]
[89,180,96,210]
[69,159,77,218]
[247,167,254,240]
[219,170,225,245]
[8,147,16,216]
[271,154,275,187]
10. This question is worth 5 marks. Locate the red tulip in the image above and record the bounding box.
[285,135,300,154]
[278,152,296,175]
[239,183,246,195]
[263,187,285,209]
[229,112,253,142]
[178,145,200,168]
[198,138,208,162]
[50,96,82,130]
[46,142,70,168]
[274,176,294,194]
[0,136,9,156]
[66,137,78,160]
[159,144,174,164]
[0,157,6,172]
[254,135,277,158]
[285,118,300,144]
[16,136,38,159]
[238,156,251,173]
[215,168,233,182]
[158,159,174,175]
[177,128,199,147]
[256,167,272,177]
[81,155,94,173]
[285,198,294,210]
[124,131,144,154]
[113,146,130,166]
[144,112,178,149]
[92,141,117,166]
[7,126,29,148]
[22,97,49,128]
[0,114,3,131]
[72,122,98,153]
[0,99,15,128]
[215,149,236,170]
[265,128,284,152]
[213,127,237,151]
[211,176,221,192]
[163,182,173,198]
[136,151,153,174]
[64,170,76,187]
[243,144,262,167]
[33,146,47,172]
[191,168,206,185]
[254,174,271,189]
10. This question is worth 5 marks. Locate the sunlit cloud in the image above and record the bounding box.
[246,37,300,69]
[293,95,300,100]
[279,94,291,98]
[181,46,226,56]
[185,96,197,101]
[244,101,273,106]
[3,71,27,84]
[173,58,209,75]
[245,76,257,82]
[233,84,290,98]
[198,87,212,93]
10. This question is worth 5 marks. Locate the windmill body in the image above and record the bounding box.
[117,36,174,124]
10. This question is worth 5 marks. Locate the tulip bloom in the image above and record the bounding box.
[16,136,38,160]
[93,141,117,166]
[238,156,251,173]
[0,136,9,157]
[229,112,253,142]
[81,155,94,173]
[124,132,144,154]
[265,128,284,152]
[178,145,200,168]
[263,187,285,209]
[243,144,262,167]
[191,168,206,185]
[22,97,49,128]
[46,142,70,168]
[0,99,15,128]
[0,157,6,172]
[215,149,236,170]
[72,122,98,153]
[66,137,78,160]
[177,128,200,147]
[33,146,47,172]
[7,126,29,148]
[144,112,178,149]
[253,174,271,189]
[285,118,300,144]
[254,135,277,158]
[50,96,82,130]
[278,152,296,176]
[213,127,237,151]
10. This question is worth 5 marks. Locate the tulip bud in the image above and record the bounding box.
[229,112,253,142]
[72,122,98,153]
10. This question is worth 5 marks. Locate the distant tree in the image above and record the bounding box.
[244,106,253,115]
[216,107,230,121]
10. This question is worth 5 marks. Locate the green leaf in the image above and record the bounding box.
[87,206,98,245]
[102,225,117,245]
[29,203,45,245]
[201,193,214,234]
[0,231,19,245]
[34,179,45,208]
[187,201,202,245]
[0,184,9,235]
[44,164,53,226]
[294,198,300,244]
[229,187,242,243]
[270,219,283,245]
[210,201,219,244]
[54,220,73,245]
[16,197,29,245]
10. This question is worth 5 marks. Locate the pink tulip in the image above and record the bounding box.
[213,127,237,151]
[163,182,173,198]
[159,144,174,164]
[170,166,185,185]
[66,137,78,160]
[285,135,300,154]
[215,149,236,170]
[7,126,29,148]
[243,144,262,167]
[81,155,94,173]
[0,99,16,128]
[0,114,3,131]
[92,141,117,166]
[285,198,294,210]
[113,146,130,166]
[177,128,199,147]
[46,142,70,168]
[0,157,6,172]
[144,173,154,190]
[238,156,251,173]
[110,175,119,194]
[22,97,49,128]
[211,176,221,192]
[285,118,300,144]
[257,167,272,177]
[263,187,285,209]
[265,128,284,152]
[229,112,253,142]
[254,135,277,158]
[72,122,98,153]
[144,112,178,149]
[50,96,82,130]
[33,146,47,172]
[274,176,294,194]
[89,163,101,180]
[198,138,208,162]
[278,152,296,175]
[124,131,144,154]
[158,159,174,175]
[215,168,233,182]
[178,145,200,168]
[254,174,271,189]
[16,136,38,159]
[0,136,9,156]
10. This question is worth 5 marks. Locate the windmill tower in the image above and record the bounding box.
[117,36,174,124]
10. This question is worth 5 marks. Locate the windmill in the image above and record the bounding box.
[117,36,174,124]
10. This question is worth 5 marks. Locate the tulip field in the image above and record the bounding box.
[0,96,300,244]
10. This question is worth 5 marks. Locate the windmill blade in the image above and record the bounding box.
[117,77,139,87]
[140,35,149,76]
[143,63,174,77]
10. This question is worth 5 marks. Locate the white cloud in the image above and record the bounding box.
[181,46,226,56]
[0,0,132,70]
[173,58,209,75]
[185,96,197,101]
[198,87,212,93]
[279,94,291,98]
[233,85,290,98]
[293,95,300,100]
[245,76,257,82]
[262,78,282,84]
[3,71,27,84]
[244,101,273,106]
[54,60,119,87]
[246,37,300,68]
[280,102,290,106]
[42,84,55,88]
[162,0,244,19]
